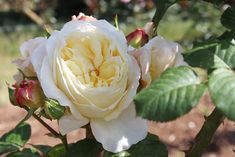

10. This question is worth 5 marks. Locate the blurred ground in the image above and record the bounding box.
[0,95,235,157]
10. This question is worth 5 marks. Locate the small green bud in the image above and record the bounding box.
[43,99,65,120]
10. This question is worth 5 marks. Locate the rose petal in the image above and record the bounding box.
[31,40,47,77]
[40,57,71,106]
[20,37,46,57]
[104,56,140,121]
[90,103,148,153]
[59,114,89,135]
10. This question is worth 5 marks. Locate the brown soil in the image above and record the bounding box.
[0,95,235,157]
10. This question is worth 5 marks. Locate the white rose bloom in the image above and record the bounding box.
[13,37,46,82]
[130,36,187,87]
[31,20,148,152]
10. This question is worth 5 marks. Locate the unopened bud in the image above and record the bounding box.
[13,80,45,109]
[43,99,65,120]
[126,29,149,48]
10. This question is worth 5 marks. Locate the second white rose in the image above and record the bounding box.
[130,36,187,87]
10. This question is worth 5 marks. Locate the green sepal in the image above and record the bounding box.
[8,87,17,106]
[43,99,65,120]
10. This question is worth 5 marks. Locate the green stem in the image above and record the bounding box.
[151,0,179,36]
[85,124,94,139]
[32,113,69,152]
[185,108,224,157]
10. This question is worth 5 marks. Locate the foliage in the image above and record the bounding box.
[134,66,206,122]
[0,123,31,155]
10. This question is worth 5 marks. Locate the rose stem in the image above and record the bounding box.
[151,0,179,36]
[185,108,224,157]
[32,113,69,152]
[85,124,94,139]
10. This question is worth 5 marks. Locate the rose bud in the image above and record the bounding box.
[126,28,149,48]
[71,12,97,21]
[13,80,45,109]
[42,99,65,120]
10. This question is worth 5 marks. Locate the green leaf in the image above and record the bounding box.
[0,123,31,147]
[221,6,235,30]
[103,134,168,157]
[209,68,235,121]
[47,144,65,157]
[215,40,235,69]
[6,148,40,157]
[184,41,220,69]
[134,66,206,122]
[65,139,102,157]
[185,39,235,69]
[0,142,19,155]
[218,30,235,40]
[32,145,52,155]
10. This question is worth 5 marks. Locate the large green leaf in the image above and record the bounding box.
[0,123,31,156]
[0,142,18,155]
[209,68,235,121]
[6,148,40,157]
[65,139,102,157]
[0,123,31,147]
[185,39,235,69]
[134,66,206,122]
[32,145,52,156]
[184,42,221,69]
[221,6,235,30]
[103,134,168,157]
[47,144,65,157]
[215,40,235,68]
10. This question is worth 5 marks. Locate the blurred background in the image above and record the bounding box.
[0,0,226,106]
[0,1,233,157]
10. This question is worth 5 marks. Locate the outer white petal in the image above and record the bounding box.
[90,103,148,153]
[31,40,47,77]
[175,53,188,66]
[20,37,46,57]
[40,57,88,121]
[138,48,151,87]
[91,20,127,54]
[174,45,188,66]
[60,20,128,61]
[59,114,89,135]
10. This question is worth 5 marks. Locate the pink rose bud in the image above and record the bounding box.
[71,13,97,21]
[13,80,45,109]
[126,29,148,48]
